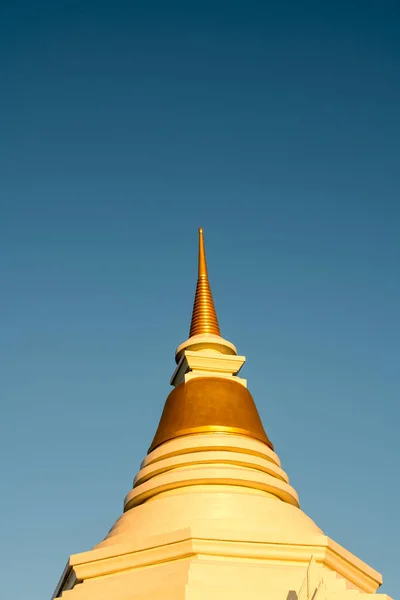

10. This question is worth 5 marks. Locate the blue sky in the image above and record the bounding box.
[0,1,399,598]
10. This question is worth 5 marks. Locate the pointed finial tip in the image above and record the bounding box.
[188,225,221,338]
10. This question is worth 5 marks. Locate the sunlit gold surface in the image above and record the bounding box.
[189,228,221,337]
[149,377,273,452]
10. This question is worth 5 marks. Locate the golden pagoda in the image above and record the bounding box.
[52,229,393,600]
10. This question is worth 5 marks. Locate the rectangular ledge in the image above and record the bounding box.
[171,351,246,387]
[184,372,247,387]
[61,528,384,596]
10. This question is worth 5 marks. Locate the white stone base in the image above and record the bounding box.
[52,433,392,600]
[55,526,392,600]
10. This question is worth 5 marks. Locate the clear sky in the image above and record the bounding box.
[1,1,399,598]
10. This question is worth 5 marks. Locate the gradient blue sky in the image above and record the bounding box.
[1,1,399,598]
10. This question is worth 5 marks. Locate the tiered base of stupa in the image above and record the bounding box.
[53,433,392,600]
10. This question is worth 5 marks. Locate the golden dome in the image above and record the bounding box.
[149,377,273,452]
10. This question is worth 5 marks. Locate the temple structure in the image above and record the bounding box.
[52,229,393,600]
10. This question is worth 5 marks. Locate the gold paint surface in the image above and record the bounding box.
[149,377,273,452]
[189,228,221,337]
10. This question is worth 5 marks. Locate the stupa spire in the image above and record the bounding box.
[52,226,391,600]
[189,227,221,337]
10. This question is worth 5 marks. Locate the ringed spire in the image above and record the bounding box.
[189,227,221,337]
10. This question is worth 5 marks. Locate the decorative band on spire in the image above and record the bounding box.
[189,228,221,337]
